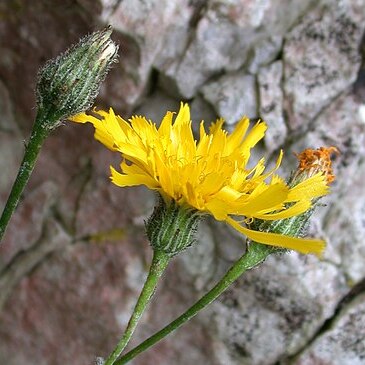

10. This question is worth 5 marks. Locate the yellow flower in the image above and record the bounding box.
[70,103,330,256]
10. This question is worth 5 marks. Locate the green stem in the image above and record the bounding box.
[104,250,170,365]
[115,243,274,365]
[0,111,52,242]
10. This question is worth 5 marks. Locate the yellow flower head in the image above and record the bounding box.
[70,103,330,256]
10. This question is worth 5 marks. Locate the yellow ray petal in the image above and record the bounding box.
[103,108,129,146]
[209,118,225,135]
[174,102,190,126]
[69,112,94,124]
[259,150,283,180]
[110,166,159,189]
[159,111,173,137]
[256,200,311,220]
[226,117,250,152]
[287,173,329,201]
[240,121,267,151]
[93,128,117,151]
[205,198,230,220]
[236,182,288,216]
[226,217,325,256]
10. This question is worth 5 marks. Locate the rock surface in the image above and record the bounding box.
[0,0,365,365]
[283,0,365,130]
[295,292,365,365]
[258,61,287,151]
[201,72,258,123]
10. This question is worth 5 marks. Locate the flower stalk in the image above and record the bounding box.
[0,110,51,241]
[105,196,201,364]
[104,250,170,365]
[114,242,275,365]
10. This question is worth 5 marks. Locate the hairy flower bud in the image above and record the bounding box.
[36,26,118,128]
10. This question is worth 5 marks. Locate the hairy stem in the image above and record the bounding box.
[0,111,52,242]
[104,250,170,365]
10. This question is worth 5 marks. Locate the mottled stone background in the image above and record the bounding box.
[1,1,365,364]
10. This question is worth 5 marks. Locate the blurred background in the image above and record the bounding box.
[0,0,365,364]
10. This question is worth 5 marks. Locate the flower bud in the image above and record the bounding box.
[36,26,118,128]
[251,147,338,252]
[145,196,202,257]
[292,146,339,185]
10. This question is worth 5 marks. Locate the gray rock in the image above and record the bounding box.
[201,72,258,124]
[0,218,70,311]
[190,95,218,133]
[209,220,246,265]
[291,92,365,283]
[295,293,365,365]
[283,0,365,130]
[207,0,320,33]
[133,90,180,123]
[103,0,193,108]
[258,61,287,151]
[206,253,348,365]
[180,221,216,291]
[154,24,191,98]
[167,18,253,98]
[0,80,16,133]
[0,133,23,195]
[157,0,321,98]
[0,182,59,268]
[359,104,365,123]
[247,36,283,74]
[323,166,365,284]
[94,357,105,365]
[285,91,365,175]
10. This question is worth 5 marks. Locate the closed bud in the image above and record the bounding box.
[36,26,118,128]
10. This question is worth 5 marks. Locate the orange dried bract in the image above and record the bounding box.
[296,147,339,184]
